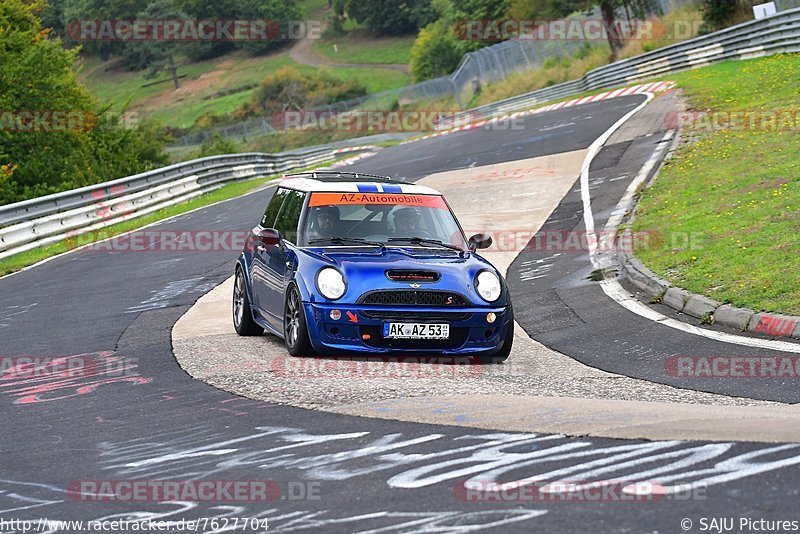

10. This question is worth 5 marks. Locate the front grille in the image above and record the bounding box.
[359,290,467,307]
[360,310,472,321]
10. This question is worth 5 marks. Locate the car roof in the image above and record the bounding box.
[279,171,442,196]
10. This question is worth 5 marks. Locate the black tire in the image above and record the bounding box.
[476,309,514,364]
[284,285,316,357]
[233,268,263,336]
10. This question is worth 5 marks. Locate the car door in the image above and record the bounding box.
[250,187,289,319]
[254,188,306,330]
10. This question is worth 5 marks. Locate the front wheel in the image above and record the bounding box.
[284,285,316,357]
[233,268,263,336]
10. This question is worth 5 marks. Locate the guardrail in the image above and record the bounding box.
[5,7,800,261]
[0,144,377,260]
[449,6,800,123]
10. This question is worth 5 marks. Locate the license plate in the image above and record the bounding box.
[383,322,449,339]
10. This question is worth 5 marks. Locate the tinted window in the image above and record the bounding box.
[274,189,307,244]
[260,188,289,228]
[300,193,466,248]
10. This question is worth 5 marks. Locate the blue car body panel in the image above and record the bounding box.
[237,243,513,356]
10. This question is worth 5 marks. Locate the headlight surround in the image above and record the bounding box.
[316,267,346,300]
[475,270,502,302]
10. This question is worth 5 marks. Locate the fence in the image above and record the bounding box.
[5,3,800,260]
[172,0,693,147]
[451,4,800,122]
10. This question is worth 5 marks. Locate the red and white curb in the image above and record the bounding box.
[331,145,380,155]
[328,150,379,168]
[405,80,676,144]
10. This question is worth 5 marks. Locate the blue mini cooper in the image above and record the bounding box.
[233,171,513,363]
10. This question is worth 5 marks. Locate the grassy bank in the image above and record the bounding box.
[313,32,414,64]
[79,52,408,129]
[632,53,800,315]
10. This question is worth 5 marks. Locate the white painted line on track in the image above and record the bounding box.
[579,93,800,353]
[580,93,655,255]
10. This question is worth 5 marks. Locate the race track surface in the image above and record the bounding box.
[3,93,799,533]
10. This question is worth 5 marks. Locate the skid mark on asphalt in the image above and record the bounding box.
[86,424,800,497]
[519,254,563,283]
[6,424,779,528]
[0,302,37,329]
[0,351,152,405]
[126,277,217,313]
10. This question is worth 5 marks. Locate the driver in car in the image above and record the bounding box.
[393,207,426,236]
[308,205,340,240]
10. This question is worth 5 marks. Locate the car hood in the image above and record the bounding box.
[298,246,504,305]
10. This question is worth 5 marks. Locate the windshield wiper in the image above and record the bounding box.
[387,237,463,252]
[308,237,386,250]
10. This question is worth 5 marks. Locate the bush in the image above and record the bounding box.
[194,133,239,158]
[700,0,755,33]
[409,21,463,82]
[344,0,437,35]
[238,66,368,118]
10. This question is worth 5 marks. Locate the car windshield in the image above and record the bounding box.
[300,192,467,249]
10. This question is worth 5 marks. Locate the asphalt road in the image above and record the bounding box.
[2,95,799,533]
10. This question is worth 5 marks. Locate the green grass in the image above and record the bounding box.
[632,53,800,315]
[297,0,328,17]
[80,52,409,129]
[313,32,414,65]
[328,65,408,92]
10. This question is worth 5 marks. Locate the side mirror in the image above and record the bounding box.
[468,233,492,251]
[256,228,282,247]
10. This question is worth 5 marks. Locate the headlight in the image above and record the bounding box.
[317,267,346,300]
[475,270,502,302]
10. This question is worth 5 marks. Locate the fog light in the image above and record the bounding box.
[330,309,341,320]
[486,312,496,324]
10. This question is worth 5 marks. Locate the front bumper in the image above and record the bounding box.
[303,302,512,355]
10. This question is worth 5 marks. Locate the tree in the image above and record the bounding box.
[507,0,628,59]
[123,0,188,87]
[63,0,147,57]
[409,20,463,81]
[0,0,167,204]
[700,0,739,32]
[452,0,512,20]
[344,0,437,35]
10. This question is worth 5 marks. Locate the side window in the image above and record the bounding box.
[261,188,289,228]
[274,190,307,244]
